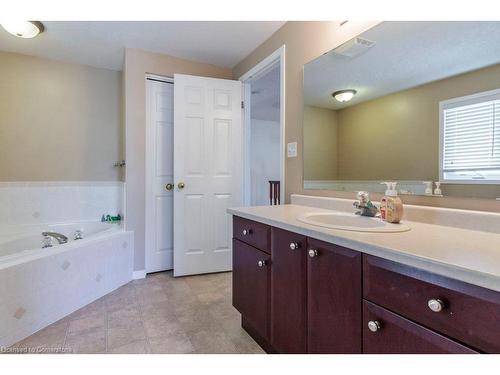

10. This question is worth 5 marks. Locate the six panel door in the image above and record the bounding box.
[145,78,174,273]
[307,238,362,353]
[270,227,307,353]
[173,74,242,276]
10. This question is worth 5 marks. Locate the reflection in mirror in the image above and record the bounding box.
[303,21,500,199]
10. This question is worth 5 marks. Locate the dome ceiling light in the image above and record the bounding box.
[332,89,357,103]
[1,21,44,38]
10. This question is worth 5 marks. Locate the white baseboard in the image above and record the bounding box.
[132,270,146,279]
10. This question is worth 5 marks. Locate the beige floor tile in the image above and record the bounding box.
[107,306,142,329]
[190,330,238,354]
[143,315,184,338]
[107,324,146,349]
[196,291,226,305]
[109,339,150,354]
[65,328,106,354]
[148,331,195,354]
[68,298,106,320]
[14,321,68,349]
[67,314,106,334]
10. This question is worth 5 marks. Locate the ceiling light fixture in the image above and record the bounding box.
[1,21,44,38]
[332,89,357,103]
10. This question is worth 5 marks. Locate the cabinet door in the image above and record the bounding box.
[307,238,362,353]
[363,300,477,354]
[270,228,307,353]
[232,239,270,340]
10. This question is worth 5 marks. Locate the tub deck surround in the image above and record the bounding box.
[227,197,500,293]
[0,229,134,347]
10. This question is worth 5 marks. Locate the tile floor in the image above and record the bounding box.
[10,271,264,354]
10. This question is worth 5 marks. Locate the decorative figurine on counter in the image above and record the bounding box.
[353,191,379,217]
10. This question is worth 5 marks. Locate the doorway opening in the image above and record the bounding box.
[240,46,285,206]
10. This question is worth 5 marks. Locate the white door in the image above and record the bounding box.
[145,78,174,273]
[173,74,242,276]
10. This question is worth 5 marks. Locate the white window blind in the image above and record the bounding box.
[440,89,500,183]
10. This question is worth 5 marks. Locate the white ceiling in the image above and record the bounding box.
[250,65,280,122]
[0,21,285,71]
[304,21,500,110]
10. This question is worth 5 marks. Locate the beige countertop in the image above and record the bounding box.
[227,204,500,293]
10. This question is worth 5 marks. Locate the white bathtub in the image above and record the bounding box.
[0,221,134,347]
[0,222,118,262]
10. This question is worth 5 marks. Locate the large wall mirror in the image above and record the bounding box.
[303,21,500,199]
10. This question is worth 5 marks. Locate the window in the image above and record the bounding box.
[440,88,500,183]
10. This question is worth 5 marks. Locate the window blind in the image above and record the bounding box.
[442,93,500,180]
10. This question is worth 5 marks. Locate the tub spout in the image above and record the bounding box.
[42,232,68,244]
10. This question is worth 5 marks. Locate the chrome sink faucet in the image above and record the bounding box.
[353,191,379,217]
[42,232,69,244]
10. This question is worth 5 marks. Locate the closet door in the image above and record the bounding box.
[173,74,242,276]
[145,78,174,273]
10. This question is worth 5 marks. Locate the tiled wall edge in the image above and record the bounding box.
[0,181,125,188]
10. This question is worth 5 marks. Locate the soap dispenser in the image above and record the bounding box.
[386,182,403,224]
[379,182,392,221]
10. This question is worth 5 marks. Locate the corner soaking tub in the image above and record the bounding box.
[0,222,134,347]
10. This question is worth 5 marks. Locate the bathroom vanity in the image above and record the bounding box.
[228,199,500,354]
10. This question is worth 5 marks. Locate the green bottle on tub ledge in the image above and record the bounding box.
[101,214,122,223]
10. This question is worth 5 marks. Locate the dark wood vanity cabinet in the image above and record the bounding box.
[270,228,308,353]
[232,239,270,341]
[231,215,500,354]
[363,300,477,354]
[307,238,362,353]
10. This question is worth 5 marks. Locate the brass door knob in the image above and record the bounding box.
[165,183,174,191]
[178,182,185,189]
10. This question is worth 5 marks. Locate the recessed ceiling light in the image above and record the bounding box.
[1,21,44,38]
[332,89,357,103]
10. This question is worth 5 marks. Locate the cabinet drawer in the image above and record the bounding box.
[232,239,270,340]
[363,255,500,353]
[363,300,477,354]
[233,216,271,254]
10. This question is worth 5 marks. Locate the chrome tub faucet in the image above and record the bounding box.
[41,232,69,245]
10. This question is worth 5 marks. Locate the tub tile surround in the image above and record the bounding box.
[227,195,500,293]
[0,181,125,227]
[0,231,134,347]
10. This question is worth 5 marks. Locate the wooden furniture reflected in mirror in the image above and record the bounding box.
[269,180,280,205]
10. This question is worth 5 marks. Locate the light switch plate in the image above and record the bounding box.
[287,142,297,158]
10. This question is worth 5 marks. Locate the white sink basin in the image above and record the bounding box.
[296,212,410,233]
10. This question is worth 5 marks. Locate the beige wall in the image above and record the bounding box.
[0,51,122,181]
[303,105,338,180]
[324,64,500,199]
[233,21,500,212]
[124,48,232,271]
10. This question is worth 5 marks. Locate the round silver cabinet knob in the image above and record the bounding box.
[242,229,252,236]
[428,298,444,313]
[308,249,318,258]
[289,242,300,250]
[257,260,267,267]
[367,320,381,332]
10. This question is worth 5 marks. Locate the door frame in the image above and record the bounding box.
[145,73,174,273]
[239,45,286,206]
